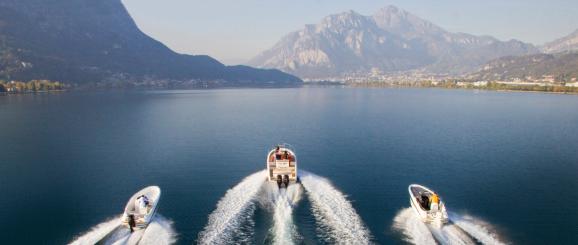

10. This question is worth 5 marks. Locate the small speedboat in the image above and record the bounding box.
[408,184,448,227]
[120,186,161,232]
[267,144,298,188]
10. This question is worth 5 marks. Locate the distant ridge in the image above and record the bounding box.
[248,5,538,80]
[0,0,302,86]
[541,29,578,54]
[472,52,578,82]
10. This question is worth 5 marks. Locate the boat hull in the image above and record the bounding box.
[408,184,448,227]
[120,186,161,230]
[267,144,298,188]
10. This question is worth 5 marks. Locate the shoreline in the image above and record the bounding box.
[2,85,578,96]
[494,89,578,95]
[343,83,578,96]
[0,90,68,95]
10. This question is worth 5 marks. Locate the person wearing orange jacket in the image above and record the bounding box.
[430,193,440,211]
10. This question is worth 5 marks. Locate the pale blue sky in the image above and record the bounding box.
[122,0,578,65]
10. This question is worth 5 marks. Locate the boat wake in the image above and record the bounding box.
[138,215,177,244]
[197,170,267,244]
[259,182,303,244]
[300,171,372,244]
[392,208,508,245]
[448,213,507,245]
[69,216,121,245]
[392,208,437,245]
[429,223,475,245]
[69,214,176,245]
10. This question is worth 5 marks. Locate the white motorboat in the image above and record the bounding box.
[267,144,298,188]
[120,186,161,232]
[408,184,448,227]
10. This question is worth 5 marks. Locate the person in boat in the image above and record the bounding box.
[283,150,289,160]
[420,194,430,210]
[136,195,150,214]
[128,214,136,232]
[275,146,282,160]
[430,193,440,211]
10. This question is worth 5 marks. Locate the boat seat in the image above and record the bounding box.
[420,195,430,210]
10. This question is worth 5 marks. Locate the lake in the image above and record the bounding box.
[0,87,577,244]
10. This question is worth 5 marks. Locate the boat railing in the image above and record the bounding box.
[268,158,296,167]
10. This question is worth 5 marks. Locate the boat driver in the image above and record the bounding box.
[430,193,440,211]
[136,195,150,214]
[275,146,282,160]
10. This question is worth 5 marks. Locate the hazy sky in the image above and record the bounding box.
[122,0,578,65]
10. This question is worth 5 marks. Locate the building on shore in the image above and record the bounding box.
[496,81,548,87]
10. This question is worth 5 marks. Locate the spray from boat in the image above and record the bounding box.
[137,215,177,245]
[267,144,371,244]
[69,186,175,245]
[69,214,176,245]
[394,184,508,245]
[69,216,122,245]
[448,213,507,245]
[199,144,372,244]
[259,182,303,245]
[197,170,267,244]
[300,171,372,244]
[392,208,437,245]
[260,170,372,245]
[200,144,303,244]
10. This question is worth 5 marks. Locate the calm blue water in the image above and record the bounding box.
[0,87,577,244]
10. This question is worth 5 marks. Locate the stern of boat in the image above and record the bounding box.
[267,144,298,188]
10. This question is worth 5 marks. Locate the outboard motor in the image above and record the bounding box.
[277,175,283,188]
[283,175,290,187]
[128,214,136,233]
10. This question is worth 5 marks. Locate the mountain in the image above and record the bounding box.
[248,6,538,80]
[471,52,578,82]
[0,0,301,86]
[541,29,578,54]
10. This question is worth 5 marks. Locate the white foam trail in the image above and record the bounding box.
[139,215,177,245]
[198,170,267,244]
[69,214,176,245]
[392,207,474,245]
[450,213,508,245]
[430,224,474,245]
[393,208,509,245]
[260,182,303,245]
[392,208,436,245]
[69,216,121,245]
[300,171,372,244]
[107,229,131,245]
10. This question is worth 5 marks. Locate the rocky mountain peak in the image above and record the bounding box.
[542,28,578,53]
[372,5,442,39]
[248,5,538,79]
[318,10,370,31]
[373,5,410,21]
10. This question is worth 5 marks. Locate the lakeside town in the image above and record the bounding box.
[3,75,578,94]
[327,72,578,93]
[0,80,68,94]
